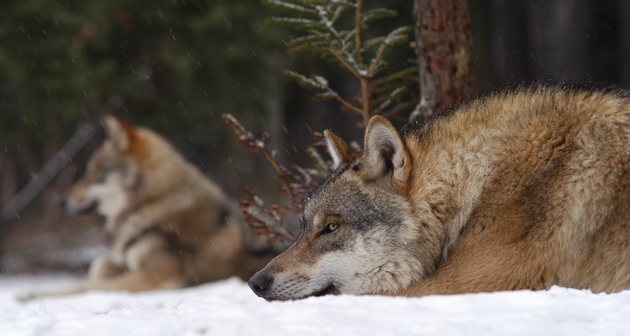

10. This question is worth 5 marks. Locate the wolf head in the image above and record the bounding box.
[61,115,142,219]
[249,116,431,301]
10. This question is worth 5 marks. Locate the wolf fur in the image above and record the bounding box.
[249,84,630,300]
[21,115,277,300]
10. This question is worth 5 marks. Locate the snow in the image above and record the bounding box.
[1,275,630,336]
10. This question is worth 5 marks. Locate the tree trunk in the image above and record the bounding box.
[413,0,475,120]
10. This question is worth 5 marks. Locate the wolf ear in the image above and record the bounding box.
[361,116,410,182]
[103,115,134,152]
[324,130,357,169]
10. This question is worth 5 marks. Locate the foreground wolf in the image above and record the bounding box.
[22,115,277,300]
[249,85,630,300]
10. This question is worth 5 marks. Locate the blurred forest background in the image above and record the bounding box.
[1,0,629,274]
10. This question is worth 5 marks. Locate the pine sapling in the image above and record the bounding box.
[225,0,418,245]
[267,0,418,127]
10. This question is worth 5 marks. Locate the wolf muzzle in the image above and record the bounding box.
[248,271,273,298]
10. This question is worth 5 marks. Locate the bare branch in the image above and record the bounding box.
[330,47,363,79]
[223,114,323,243]
[240,188,295,244]
[354,0,364,67]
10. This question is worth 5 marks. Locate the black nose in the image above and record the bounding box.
[248,272,273,297]
[59,198,68,210]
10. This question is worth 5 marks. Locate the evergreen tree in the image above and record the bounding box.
[265,0,418,128]
[225,0,419,243]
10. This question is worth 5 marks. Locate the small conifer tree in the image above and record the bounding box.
[225,0,418,243]
[265,0,418,127]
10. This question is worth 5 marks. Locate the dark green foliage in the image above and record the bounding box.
[226,0,417,241]
[263,0,417,125]
[0,0,284,157]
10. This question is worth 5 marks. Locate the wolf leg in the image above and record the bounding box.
[76,270,187,293]
[17,270,187,302]
[387,242,550,297]
[88,257,125,280]
[19,241,187,301]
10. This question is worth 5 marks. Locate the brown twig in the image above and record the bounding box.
[223,113,323,244]
[222,113,292,197]
[383,100,418,119]
[240,188,295,244]
[329,47,371,125]
[330,47,362,79]
[355,0,364,67]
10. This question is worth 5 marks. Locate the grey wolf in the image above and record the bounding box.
[21,115,277,300]
[249,84,630,300]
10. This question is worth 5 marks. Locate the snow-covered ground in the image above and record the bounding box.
[1,275,629,336]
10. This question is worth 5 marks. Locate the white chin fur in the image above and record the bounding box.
[315,236,423,295]
[64,197,96,214]
[88,174,130,219]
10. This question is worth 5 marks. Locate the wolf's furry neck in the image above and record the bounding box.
[407,120,496,270]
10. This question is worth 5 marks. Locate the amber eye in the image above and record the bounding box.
[322,222,339,234]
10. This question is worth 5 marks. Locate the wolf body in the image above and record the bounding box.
[249,85,630,300]
[22,116,276,300]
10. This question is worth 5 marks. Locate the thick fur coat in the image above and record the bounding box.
[249,85,630,300]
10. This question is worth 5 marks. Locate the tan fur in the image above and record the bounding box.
[21,115,278,300]
[249,85,630,300]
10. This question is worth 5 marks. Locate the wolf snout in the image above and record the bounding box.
[59,198,69,210]
[59,197,77,212]
[248,271,273,298]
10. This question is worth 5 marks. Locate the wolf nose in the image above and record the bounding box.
[248,272,273,297]
[59,198,68,210]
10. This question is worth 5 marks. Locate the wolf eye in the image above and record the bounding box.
[322,222,339,234]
